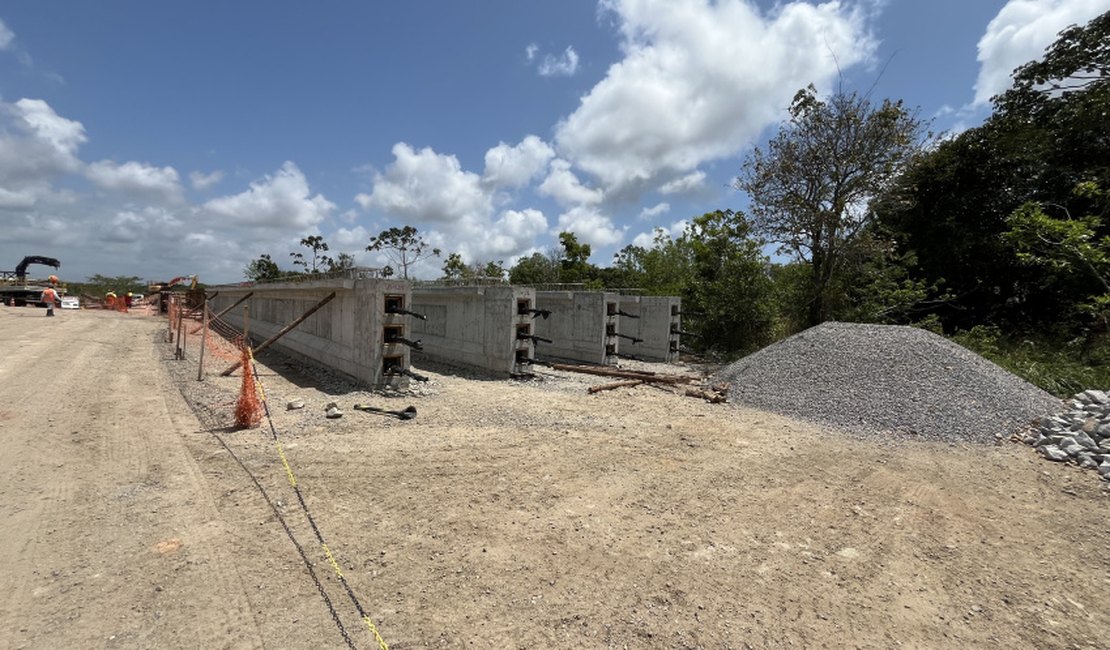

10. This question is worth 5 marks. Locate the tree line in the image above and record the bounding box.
[243,13,1108,392]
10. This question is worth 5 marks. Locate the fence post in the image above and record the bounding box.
[197,300,208,381]
[175,300,185,360]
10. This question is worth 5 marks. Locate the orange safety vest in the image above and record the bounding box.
[42,288,58,304]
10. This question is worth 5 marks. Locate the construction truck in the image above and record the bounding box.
[0,256,63,307]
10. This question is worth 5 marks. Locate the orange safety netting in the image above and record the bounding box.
[203,312,247,362]
[234,346,263,429]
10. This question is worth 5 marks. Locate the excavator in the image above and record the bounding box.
[0,256,62,307]
[149,275,199,313]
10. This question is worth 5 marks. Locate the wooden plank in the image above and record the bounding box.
[587,380,644,394]
[550,363,698,384]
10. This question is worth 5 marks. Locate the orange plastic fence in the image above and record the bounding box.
[234,346,263,429]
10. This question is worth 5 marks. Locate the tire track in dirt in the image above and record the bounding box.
[0,310,266,649]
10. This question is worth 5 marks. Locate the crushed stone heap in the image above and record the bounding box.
[1022,390,1110,479]
[714,322,1061,444]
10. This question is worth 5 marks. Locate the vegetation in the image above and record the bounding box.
[736,84,928,325]
[229,13,1108,395]
[366,226,440,279]
[290,235,332,274]
[67,274,146,298]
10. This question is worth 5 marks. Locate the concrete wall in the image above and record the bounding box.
[207,277,413,389]
[533,291,620,365]
[411,285,536,375]
[617,295,681,362]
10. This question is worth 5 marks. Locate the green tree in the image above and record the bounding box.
[327,252,356,273]
[611,229,691,296]
[996,10,1108,114]
[244,254,283,282]
[441,253,471,281]
[479,260,506,281]
[79,274,145,297]
[736,85,927,325]
[366,226,440,279]
[1003,183,1110,327]
[679,210,776,355]
[874,11,1110,335]
[509,251,561,285]
[290,235,332,273]
[557,231,596,284]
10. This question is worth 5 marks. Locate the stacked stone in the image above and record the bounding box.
[1023,389,1110,480]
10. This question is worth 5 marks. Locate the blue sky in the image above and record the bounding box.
[1,0,1108,284]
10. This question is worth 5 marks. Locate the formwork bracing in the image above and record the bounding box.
[207,276,416,389]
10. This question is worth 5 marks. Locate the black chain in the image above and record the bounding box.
[211,431,357,649]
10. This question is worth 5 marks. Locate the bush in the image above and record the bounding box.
[951,325,1110,397]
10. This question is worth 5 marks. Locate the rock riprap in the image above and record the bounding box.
[1022,389,1110,479]
[714,322,1061,444]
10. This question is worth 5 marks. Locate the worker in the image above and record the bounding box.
[41,285,60,317]
[125,291,133,308]
[105,290,117,309]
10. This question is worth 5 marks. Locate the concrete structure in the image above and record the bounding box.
[616,295,682,362]
[533,291,620,365]
[410,285,537,376]
[208,275,416,389]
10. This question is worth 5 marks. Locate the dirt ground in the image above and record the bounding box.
[1,306,1108,649]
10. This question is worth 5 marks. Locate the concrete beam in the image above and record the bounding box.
[207,277,413,389]
[533,291,620,365]
[618,295,682,362]
[411,285,537,375]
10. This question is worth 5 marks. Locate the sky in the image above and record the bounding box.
[1,0,1108,285]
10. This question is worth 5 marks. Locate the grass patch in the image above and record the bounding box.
[951,326,1110,397]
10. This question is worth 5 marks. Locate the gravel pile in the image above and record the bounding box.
[714,322,1062,444]
[1021,390,1110,479]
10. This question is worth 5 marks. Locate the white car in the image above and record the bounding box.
[60,296,80,309]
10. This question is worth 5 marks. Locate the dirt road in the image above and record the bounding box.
[1,307,1107,649]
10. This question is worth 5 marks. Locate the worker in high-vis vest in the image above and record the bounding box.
[41,286,60,317]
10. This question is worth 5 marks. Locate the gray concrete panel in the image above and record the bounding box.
[411,285,535,375]
[533,291,620,365]
[207,277,413,389]
[618,295,681,362]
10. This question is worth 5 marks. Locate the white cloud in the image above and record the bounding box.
[358,142,491,224]
[973,0,1109,106]
[631,219,688,248]
[87,160,184,202]
[426,207,551,267]
[0,187,35,209]
[10,98,85,157]
[556,205,625,248]
[189,169,224,190]
[526,43,539,61]
[555,0,874,194]
[482,135,556,188]
[354,144,551,273]
[331,225,371,249]
[0,98,86,185]
[538,158,604,206]
[0,19,15,50]
[202,161,334,229]
[538,46,580,77]
[659,170,707,195]
[639,202,670,220]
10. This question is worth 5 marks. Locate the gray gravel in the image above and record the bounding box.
[714,322,1062,444]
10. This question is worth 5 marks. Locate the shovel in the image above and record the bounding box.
[352,404,418,420]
